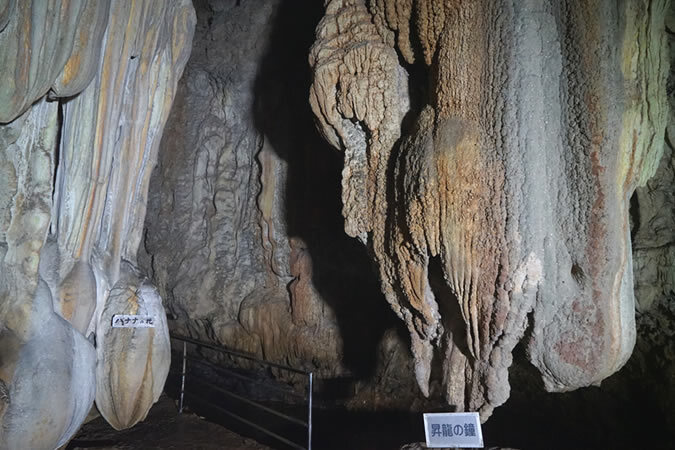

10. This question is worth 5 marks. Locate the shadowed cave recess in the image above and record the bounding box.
[0,0,674,449]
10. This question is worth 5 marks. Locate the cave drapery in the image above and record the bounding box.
[0,1,195,448]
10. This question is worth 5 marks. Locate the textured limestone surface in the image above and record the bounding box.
[0,98,97,450]
[309,0,671,419]
[627,12,675,432]
[141,0,422,408]
[0,1,195,448]
[1,1,669,447]
[138,0,675,430]
[143,0,289,352]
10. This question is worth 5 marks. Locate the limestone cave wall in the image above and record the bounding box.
[307,0,671,420]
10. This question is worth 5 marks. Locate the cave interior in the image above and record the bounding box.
[0,0,674,449]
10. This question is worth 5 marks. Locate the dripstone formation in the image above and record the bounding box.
[141,0,419,405]
[0,1,194,448]
[309,0,670,419]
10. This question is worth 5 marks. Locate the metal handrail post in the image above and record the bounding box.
[308,372,313,450]
[179,340,187,414]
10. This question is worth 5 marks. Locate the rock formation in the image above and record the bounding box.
[309,0,670,419]
[0,1,195,448]
[141,0,412,394]
[2,0,673,447]
[628,12,675,431]
[138,0,675,431]
[95,262,171,430]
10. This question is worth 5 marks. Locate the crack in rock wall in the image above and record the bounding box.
[0,1,195,448]
[309,0,671,420]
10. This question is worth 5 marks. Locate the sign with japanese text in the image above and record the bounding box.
[423,412,483,448]
[111,314,155,328]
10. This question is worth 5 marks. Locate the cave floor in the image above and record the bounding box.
[66,395,270,450]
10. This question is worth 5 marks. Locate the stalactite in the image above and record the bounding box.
[309,0,670,420]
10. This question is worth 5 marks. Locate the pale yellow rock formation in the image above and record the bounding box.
[309,0,410,242]
[0,1,195,448]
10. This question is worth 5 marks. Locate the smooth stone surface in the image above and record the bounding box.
[95,262,171,430]
[0,280,96,450]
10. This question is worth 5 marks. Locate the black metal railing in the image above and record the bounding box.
[170,334,313,450]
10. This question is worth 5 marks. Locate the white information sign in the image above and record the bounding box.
[111,314,156,328]
[423,412,483,448]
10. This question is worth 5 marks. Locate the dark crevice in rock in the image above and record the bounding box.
[52,99,64,206]
[629,191,640,241]
[570,261,586,284]
[252,0,403,381]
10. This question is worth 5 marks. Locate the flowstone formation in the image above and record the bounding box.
[0,1,195,448]
[309,0,671,419]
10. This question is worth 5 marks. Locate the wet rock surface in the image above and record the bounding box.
[0,1,673,448]
[143,0,675,437]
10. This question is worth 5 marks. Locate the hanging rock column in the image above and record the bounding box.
[309,0,670,420]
